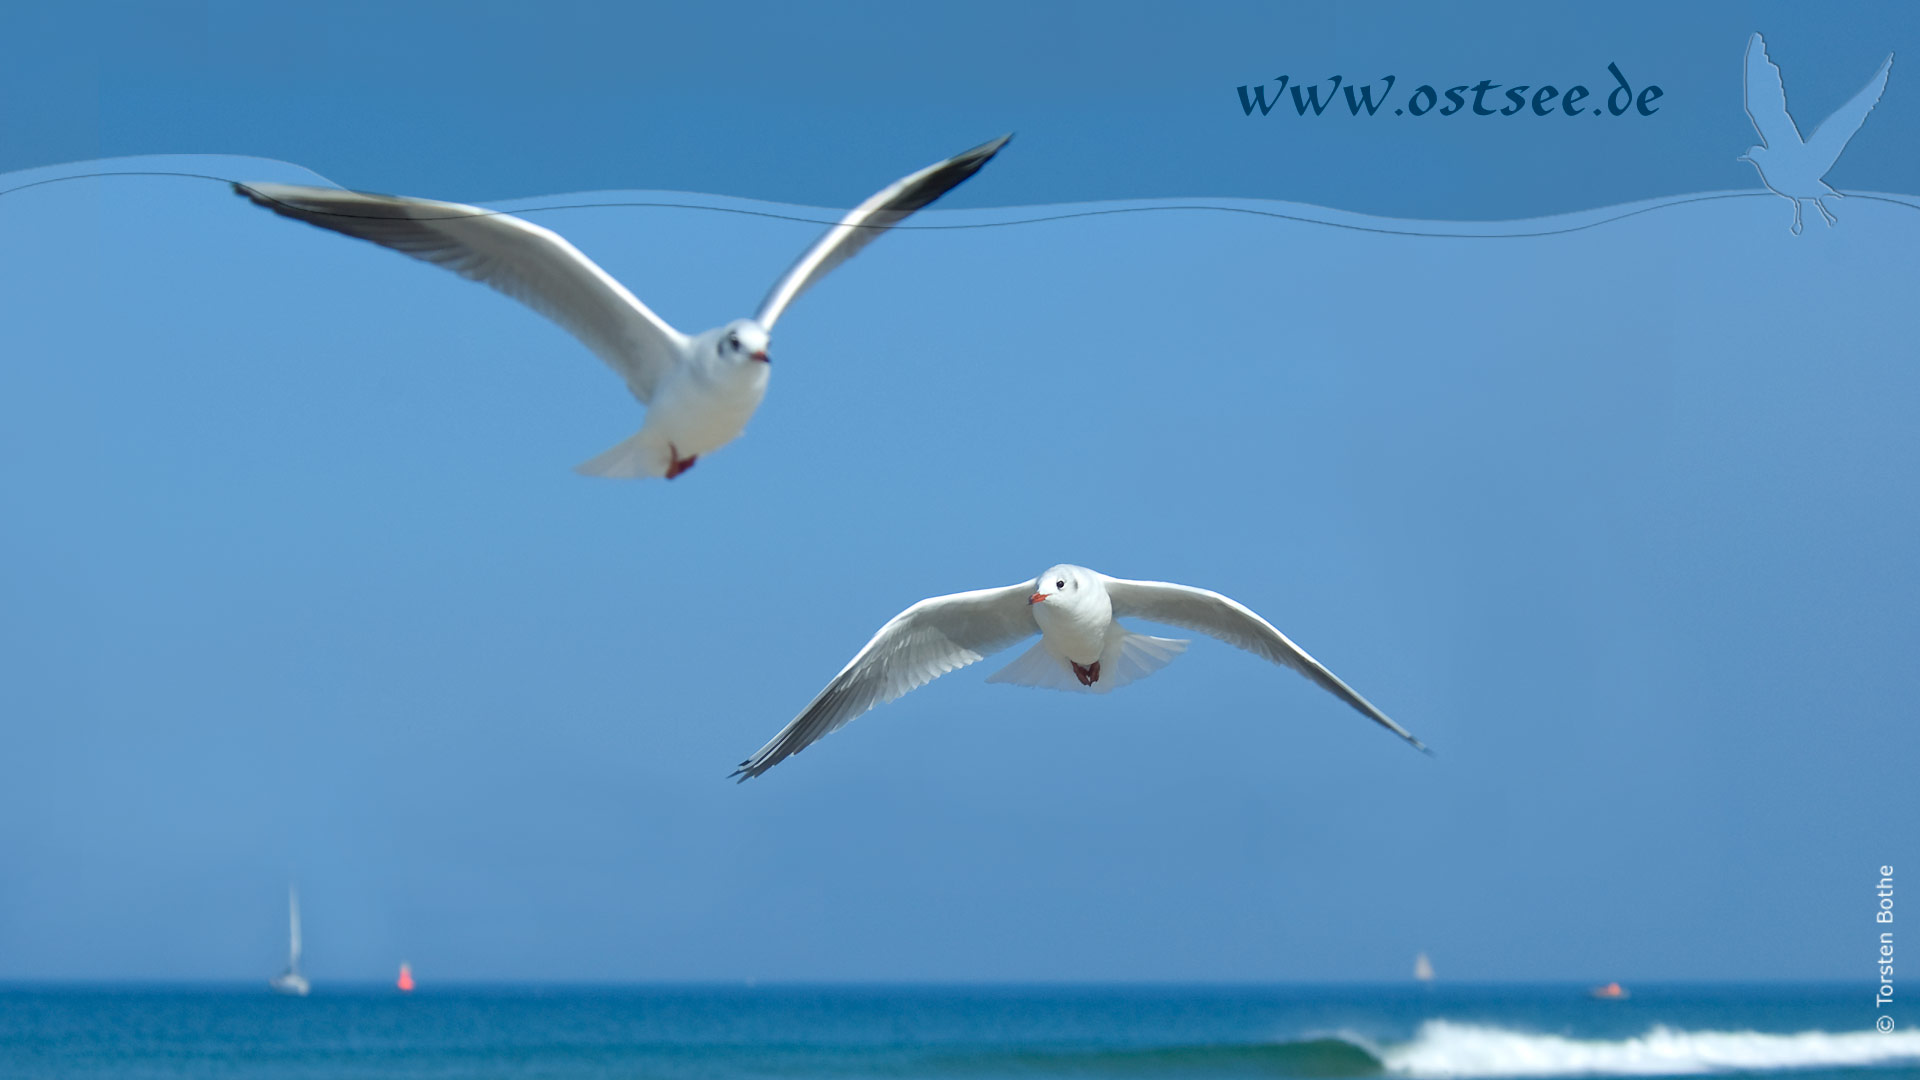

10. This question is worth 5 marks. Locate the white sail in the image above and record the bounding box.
[288,886,302,968]
[1414,952,1435,982]
[270,884,310,996]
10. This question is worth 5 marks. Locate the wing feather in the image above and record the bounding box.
[733,582,1035,779]
[752,135,1010,330]
[1805,52,1894,171]
[1101,576,1431,755]
[1744,33,1804,150]
[235,182,689,401]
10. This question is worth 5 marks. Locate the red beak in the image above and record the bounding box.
[1028,592,1049,605]
[750,350,770,363]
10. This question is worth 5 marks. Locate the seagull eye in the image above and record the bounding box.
[1056,580,1065,589]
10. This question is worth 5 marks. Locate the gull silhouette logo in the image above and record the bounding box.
[1741,32,1894,234]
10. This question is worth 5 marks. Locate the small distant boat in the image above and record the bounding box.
[268,885,310,997]
[1590,981,1629,1000]
[1414,952,1435,983]
[396,962,415,992]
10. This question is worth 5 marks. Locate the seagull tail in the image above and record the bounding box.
[985,630,1188,695]
[574,430,668,479]
[1099,629,1189,692]
[986,641,1091,693]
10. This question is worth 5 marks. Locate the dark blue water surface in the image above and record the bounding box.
[1,983,1912,1079]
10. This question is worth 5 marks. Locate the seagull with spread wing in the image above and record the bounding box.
[235,135,1009,478]
[733,564,1430,780]
[1741,32,1893,234]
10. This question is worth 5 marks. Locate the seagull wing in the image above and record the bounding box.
[751,135,1011,331]
[235,183,690,402]
[1744,32,1805,149]
[733,582,1035,780]
[1101,576,1431,755]
[1805,52,1894,172]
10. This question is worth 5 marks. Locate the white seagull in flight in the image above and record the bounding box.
[1740,32,1893,234]
[235,135,1010,479]
[733,564,1431,780]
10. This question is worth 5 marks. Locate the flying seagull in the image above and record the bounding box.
[733,564,1430,780]
[1741,32,1893,234]
[235,135,1010,478]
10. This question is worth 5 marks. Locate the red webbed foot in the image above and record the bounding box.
[665,444,699,480]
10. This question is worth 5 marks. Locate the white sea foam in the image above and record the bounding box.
[1378,1020,1920,1077]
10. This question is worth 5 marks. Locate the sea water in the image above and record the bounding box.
[2,983,1916,1078]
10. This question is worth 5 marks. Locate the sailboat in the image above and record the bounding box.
[1414,952,1435,984]
[268,885,311,996]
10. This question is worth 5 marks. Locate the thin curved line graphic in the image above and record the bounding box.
[2,167,1912,240]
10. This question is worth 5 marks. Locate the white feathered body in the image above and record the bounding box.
[580,330,771,478]
[989,566,1187,696]
[1029,576,1113,665]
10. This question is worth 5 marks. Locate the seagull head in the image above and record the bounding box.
[1737,146,1768,173]
[1028,564,1099,608]
[718,319,771,365]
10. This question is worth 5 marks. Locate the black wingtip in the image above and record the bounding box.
[958,134,1013,168]
[232,181,283,212]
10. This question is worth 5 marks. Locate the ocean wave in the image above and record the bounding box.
[1378,1020,1920,1077]
[922,1023,1920,1078]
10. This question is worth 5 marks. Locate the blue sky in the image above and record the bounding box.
[1,2,1917,984]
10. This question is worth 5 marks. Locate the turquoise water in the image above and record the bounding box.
[2,984,1915,1078]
